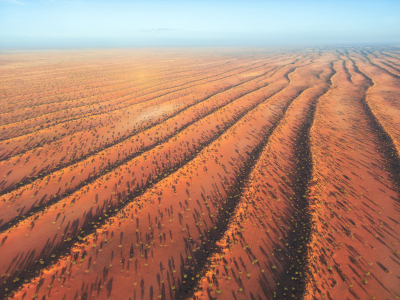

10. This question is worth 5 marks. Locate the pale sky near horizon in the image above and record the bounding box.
[0,0,399,48]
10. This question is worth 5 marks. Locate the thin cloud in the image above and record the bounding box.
[139,28,178,32]
[0,0,25,4]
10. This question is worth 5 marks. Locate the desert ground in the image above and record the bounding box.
[0,47,399,300]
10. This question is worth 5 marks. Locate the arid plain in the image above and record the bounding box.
[0,48,399,300]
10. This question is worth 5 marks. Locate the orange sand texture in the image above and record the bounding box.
[0,48,399,300]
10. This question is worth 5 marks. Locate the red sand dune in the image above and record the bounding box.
[304,56,400,300]
[0,48,399,300]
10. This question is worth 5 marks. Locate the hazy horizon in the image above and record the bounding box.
[1,0,399,49]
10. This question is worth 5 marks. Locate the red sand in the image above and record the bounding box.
[0,48,399,300]
[193,54,334,300]
[304,56,400,300]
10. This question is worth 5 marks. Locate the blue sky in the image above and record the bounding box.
[0,0,399,48]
